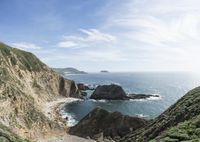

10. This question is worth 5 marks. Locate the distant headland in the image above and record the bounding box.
[53,67,87,75]
[100,70,109,73]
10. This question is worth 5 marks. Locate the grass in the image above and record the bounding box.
[0,43,46,72]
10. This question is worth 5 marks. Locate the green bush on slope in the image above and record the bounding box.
[0,43,46,72]
[150,115,200,142]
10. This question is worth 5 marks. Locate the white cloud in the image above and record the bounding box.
[58,41,78,48]
[98,0,200,71]
[57,28,116,48]
[41,50,126,62]
[12,42,41,50]
[79,29,116,42]
[83,50,127,61]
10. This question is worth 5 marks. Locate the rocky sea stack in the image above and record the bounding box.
[69,107,148,141]
[90,84,128,100]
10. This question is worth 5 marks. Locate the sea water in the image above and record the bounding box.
[61,72,200,126]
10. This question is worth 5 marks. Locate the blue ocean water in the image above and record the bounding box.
[61,72,200,126]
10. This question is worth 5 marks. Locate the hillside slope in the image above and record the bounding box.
[120,87,200,142]
[53,67,87,75]
[0,42,82,139]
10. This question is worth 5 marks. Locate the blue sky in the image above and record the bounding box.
[1,0,200,72]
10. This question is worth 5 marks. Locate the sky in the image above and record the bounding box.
[1,0,200,72]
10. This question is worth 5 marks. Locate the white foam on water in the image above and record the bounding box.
[60,110,78,127]
[136,114,149,118]
[129,99,148,102]
[59,98,83,127]
[89,99,107,103]
[147,94,162,101]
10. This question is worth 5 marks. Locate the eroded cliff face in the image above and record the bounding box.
[0,42,81,139]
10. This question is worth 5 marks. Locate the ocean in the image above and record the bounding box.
[61,72,200,126]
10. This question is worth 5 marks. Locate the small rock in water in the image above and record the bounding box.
[128,94,159,99]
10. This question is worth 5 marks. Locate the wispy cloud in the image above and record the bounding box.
[83,50,127,61]
[12,42,41,50]
[105,0,200,47]
[5,0,200,71]
[41,50,126,63]
[57,28,116,48]
[96,0,200,71]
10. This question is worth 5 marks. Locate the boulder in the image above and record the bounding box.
[90,84,128,100]
[69,107,148,141]
[77,83,94,91]
[81,91,87,96]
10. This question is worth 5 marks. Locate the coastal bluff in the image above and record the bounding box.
[0,42,83,140]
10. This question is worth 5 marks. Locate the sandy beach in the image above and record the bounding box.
[37,97,95,142]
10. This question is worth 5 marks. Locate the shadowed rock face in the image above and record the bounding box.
[120,86,200,142]
[90,84,128,100]
[69,107,148,141]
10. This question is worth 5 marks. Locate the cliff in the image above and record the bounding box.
[0,42,82,139]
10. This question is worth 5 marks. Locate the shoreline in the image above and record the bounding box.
[42,97,81,121]
[36,97,94,142]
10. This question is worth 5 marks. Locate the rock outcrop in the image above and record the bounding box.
[77,83,94,91]
[128,94,159,100]
[69,107,148,141]
[120,86,200,142]
[90,84,128,100]
[0,42,82,139]
[90,84,159,100]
